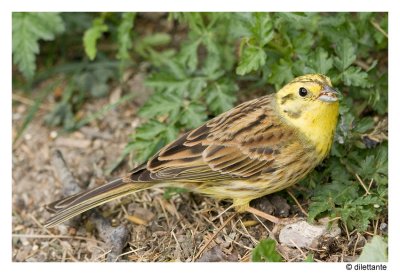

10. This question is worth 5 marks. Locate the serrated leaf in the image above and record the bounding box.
[343,66,370,87]
[354,117,375,133]
[131,120,179,163]
[308,198,332,221]
[206,79,237,114]
[145,72,189,93]
[179,102,207,128]
[311,48,333,75]
[252,13,274,47]
[252,239,283,262]
[278,12,314,29]
[12,12,65,79]
[83,18,108,60]
[138,92,182,120]
[357,236,387,262]
[188,77,207,99]
[116,12,135,61]
[236,45,266,75]
[269,59,294,88]
[179,39,201,72]
[334,38,356,72]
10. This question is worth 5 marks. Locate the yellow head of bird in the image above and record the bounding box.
[276,74,340,156]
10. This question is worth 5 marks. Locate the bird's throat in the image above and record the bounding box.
[277,100,339,158]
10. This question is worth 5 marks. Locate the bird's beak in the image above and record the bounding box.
[318,85,339,103]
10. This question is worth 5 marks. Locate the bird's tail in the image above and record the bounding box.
[44,178,152,228]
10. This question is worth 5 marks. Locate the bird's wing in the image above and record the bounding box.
[128,95,298,182]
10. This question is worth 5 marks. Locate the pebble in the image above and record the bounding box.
[279,219,341,249]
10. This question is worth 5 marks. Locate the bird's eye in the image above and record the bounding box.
[299,87,308,97]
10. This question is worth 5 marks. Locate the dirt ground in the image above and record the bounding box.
[12,74,367,262]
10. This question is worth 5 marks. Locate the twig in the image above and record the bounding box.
[157,197,171,228]
[354,60,370,71]
[367,179,374,193]
[287,189,309,217]
[290,239,307,259]
[355,173,372,195]
[370,19,388,38]
[352,233,360,257]
[193,213,236,261]
[246,206,280,223]
[252,213,274,239]
[171,229,183,252]
[374,216,380,236]
[12,233,104,244]
[12,93,53,111]
[343,222,350,241]
[237,219,259,245]
[211,204,234,222]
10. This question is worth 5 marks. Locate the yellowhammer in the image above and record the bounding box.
[44,73,339,228]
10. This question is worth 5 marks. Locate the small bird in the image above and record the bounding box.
[44,74,339,228]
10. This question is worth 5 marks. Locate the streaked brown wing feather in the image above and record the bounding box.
[129,95,298,182]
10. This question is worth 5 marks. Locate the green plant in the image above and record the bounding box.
[12,12,65,80]
[252,239,283,262]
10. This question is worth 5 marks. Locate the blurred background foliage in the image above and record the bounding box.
[12,12,388,247]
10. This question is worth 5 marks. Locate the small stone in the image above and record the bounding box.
[279,219,341,249]
[380,222,388,234]
[196,246,237,262]
[50,131,58,139]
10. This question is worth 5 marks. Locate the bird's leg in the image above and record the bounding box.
[246,206,280,224]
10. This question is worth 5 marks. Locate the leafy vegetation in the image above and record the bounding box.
[12,12,388,244]
[252,239,283,262]
[12,13,65,80]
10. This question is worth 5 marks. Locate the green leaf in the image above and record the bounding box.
[354,117,374,134]
[206,79,238,115]
[179,102,208,128]
[334,38,356,72]
[12,12,65,79]
[252,239,283,262]
[116,12,136,61]
[304,253,314,262]
[269,59,294,88]
[138,91,182,121]
[308,199,332,221]
[179,39,201,72]
[343,66,370,88]
[131,120,179,163]
[310,48,333,75]
[142,32,172,46]
[163,187,188,200]
[83,17,108,60]
[357,236,388,262]
[251,13,274,47]
[278,12,314,30]
[236,44,266,75]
